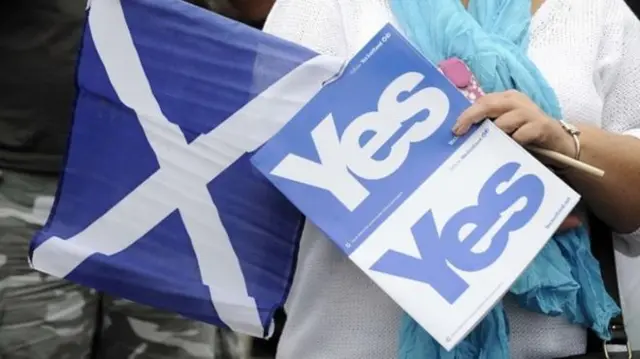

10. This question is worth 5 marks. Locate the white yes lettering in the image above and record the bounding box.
[270,71,450,211]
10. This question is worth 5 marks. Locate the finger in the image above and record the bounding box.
[453,93,518,136]
[510,122,545,146]
[492,109,529,135]
[557,215,582,232]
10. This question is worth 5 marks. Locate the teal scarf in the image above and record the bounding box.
[390,0,621,358]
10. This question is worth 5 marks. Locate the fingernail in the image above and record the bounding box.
[452,123,461,135]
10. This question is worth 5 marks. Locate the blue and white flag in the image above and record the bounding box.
[29,0,341,337]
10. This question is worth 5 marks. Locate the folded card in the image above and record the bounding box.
[251,24,580,350]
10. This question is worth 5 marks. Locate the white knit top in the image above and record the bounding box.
[263,0,640,358]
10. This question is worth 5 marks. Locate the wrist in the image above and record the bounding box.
[556,120,581,159]
[546,120,581,173]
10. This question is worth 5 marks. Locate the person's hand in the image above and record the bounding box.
[452,90,576,158]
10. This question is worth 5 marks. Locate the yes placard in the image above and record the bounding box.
[251,24,579,349]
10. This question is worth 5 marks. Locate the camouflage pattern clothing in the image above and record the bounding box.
[97,296,251,359]
[0,169,96,359]
[0,169,252,359]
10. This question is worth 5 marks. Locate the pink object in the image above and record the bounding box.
[438,58,485,103]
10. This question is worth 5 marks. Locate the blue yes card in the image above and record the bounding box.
[251,24,579,349]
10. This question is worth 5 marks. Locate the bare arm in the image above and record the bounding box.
[564,126,640,233]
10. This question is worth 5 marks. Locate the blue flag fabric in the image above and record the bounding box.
[28,0,341,338]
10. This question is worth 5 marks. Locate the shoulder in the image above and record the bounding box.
[565,0,640,74]
[560,0,637,30]
[263,0,346,56]
[263,0,395,56]
[545,0,639,76]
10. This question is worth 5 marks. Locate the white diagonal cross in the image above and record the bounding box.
[30,0,341,337]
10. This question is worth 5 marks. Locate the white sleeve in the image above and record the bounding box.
[263,0,349,57]
[597,0,640,248]
[598,0,640,139]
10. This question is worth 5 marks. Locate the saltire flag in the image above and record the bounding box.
[28,0,342,338]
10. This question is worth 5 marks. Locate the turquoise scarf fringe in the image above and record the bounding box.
[390,0,621,357]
